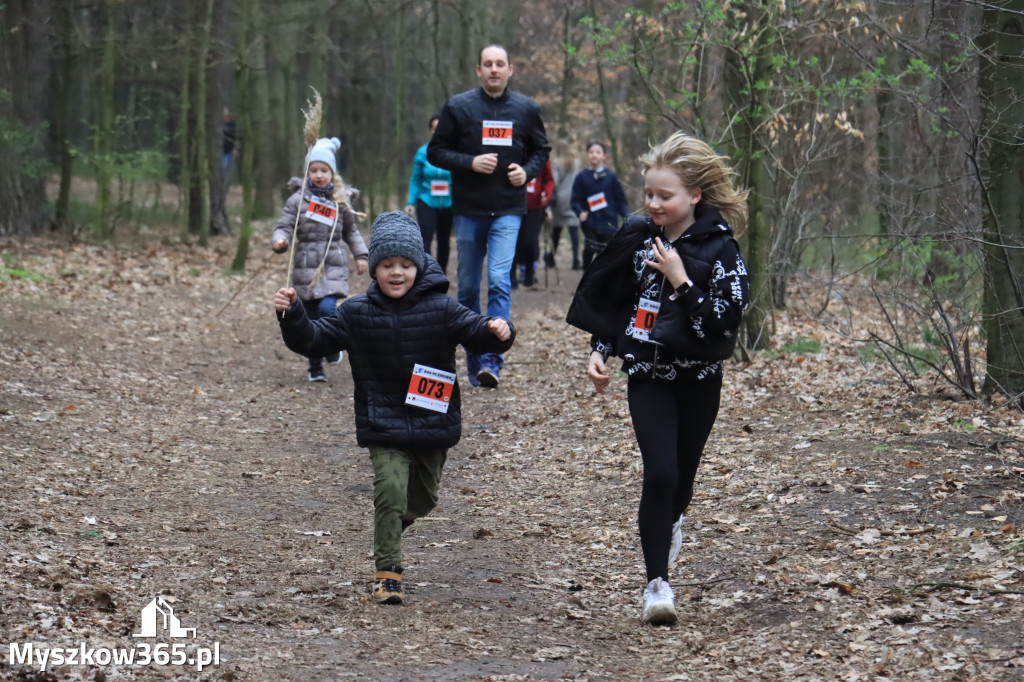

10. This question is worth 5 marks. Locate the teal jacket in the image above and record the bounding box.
[406,144,453,210]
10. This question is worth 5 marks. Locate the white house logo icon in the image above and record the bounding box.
[132,597,196,638]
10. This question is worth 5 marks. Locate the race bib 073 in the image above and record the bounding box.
[405,364,456,413]
[482,120,513,146]
[430,180,450,197]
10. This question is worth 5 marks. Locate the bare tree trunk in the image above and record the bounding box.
[0,0,50,236]
[232,0,258,271]
[979,0,1024,400]
[53,0,77,232]
[93,0,117,237]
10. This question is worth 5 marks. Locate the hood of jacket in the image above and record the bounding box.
[366,254,449,308]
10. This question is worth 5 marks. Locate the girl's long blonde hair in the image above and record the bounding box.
[639,132,749,236]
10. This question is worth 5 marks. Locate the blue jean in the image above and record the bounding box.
[454,214,521,374]
[301,296,339,368]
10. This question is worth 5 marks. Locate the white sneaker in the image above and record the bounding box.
[642,578,677,625]
[668,514,685,566]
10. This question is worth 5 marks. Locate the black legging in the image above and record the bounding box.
[627,374,722,582]
[415,199,453,273]
[514,207,545,271]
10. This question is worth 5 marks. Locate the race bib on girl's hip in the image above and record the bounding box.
[482,120,513,146]
[430,180,450,197]
[405,364,456,413]
[587,192,608,211]
[526,178,537,193]
[304,195,337,225]
[629,297,661,341]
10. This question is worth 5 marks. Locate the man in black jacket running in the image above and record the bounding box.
[428,44,549,388]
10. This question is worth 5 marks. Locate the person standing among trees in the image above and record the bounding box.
[566,132,750,625]
[428,44,550,388]
[546,139,582,271]
[511,159,553,289]
[571,141,630,268]
[272,137,369,382]
[405,114,454,274]
[222,108,238,182]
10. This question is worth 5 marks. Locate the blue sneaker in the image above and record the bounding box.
[308,368,327,382]
[466,352,482,387]
[326,351,344,365]
[476,354,500,389]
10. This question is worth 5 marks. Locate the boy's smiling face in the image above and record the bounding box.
[374,257,418,299]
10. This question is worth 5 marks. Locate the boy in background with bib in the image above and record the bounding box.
[571,141,630,269]
[274,211,515,606]
[273,136,368,382]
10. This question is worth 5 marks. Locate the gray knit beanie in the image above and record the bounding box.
[369,211,426,274]
[305,137,341,174]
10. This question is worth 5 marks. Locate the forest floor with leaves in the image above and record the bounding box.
[1,229,1023,681]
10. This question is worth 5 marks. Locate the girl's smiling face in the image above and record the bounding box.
[374,257,418,299]
[308,161,333,188]
[644,166,701,239]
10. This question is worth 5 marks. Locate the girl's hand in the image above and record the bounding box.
[587,351,610,393]
[579,211,589,223]
[487,318,511,341]
[404,205,416,217]
[644,237,690,289]
[355,259,369,276]
[272,239,288,253]
[274,287,298,312]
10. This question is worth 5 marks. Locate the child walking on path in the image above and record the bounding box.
[571,141,629,268]
[273,137,369,382]
[566,132,750,625]
[405,115,454,273]
[274,211,515,606]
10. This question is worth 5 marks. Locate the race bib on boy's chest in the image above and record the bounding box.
[629,297,661,341]
[405,364,456,413]
[526,178,537,194]
[304,195,337,225]
[587,192,608,211]
[482,120,513,146]
[430,180,450,197]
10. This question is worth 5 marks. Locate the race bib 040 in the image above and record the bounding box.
[405,364,456,413]
[304,195,338,226]
[482,120,513,146]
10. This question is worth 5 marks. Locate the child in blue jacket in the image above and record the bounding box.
[571,141,629,268]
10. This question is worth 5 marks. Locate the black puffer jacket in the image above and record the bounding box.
[566,206,748,363]
[278,256,516,448]
[427,87,550,216]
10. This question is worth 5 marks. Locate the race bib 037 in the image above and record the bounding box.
[482,120,513,146]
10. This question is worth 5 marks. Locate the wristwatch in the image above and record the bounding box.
[675,280,693,297]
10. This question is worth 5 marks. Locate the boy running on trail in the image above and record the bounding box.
[274,211,515,605]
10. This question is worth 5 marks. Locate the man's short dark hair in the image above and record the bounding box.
[478,44,510,65]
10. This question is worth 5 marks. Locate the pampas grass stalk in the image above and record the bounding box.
[282,87,323,314]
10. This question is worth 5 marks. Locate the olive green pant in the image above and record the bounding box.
[369,445,448,570]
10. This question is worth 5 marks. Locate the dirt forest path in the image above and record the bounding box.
[2,233,1023,681]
